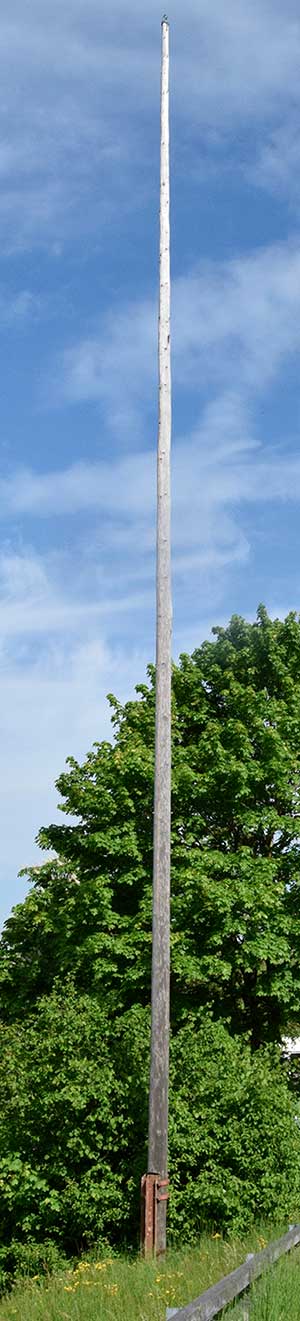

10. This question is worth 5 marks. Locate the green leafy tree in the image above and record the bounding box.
[2,607,300,1044]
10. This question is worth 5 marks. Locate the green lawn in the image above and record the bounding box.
[229,1245,300,1319]
[0,1228,288,1321]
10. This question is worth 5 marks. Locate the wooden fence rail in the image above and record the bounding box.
[166,1223,300,1320]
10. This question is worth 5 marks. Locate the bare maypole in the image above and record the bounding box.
[141,15,172,1258]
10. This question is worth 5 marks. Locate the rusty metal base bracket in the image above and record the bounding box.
[140,1173,170,1256]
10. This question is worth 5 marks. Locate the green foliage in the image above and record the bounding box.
[169,1019,300,1237]
[0,1238,68,1294]
[2,607,300,1045]
[0,987,298,1269]
[0,985,133,1277]
[1,608,300,1270]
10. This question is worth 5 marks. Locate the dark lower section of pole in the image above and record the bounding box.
[140,1174,170,1257]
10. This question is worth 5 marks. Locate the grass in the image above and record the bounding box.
[0,1226,288,1321]
[229,1244,300,1319]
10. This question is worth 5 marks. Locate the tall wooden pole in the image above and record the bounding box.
[146,14,172,1257]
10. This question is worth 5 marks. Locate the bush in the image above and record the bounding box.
[169,1018,300,1237]
[0,984,132,1272]
[0,992,299,1280]
[0,1236,69,1291]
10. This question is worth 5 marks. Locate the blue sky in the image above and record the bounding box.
[2,0,300,924]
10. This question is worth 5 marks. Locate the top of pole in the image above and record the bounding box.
[161,14,169,25]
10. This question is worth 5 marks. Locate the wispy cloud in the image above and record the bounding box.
[0,542,151,919]
[59,296,156,435]
[1,387,299,592]
[1,0,300,247]
[3,237,300,631]
[3,0,300,928]
[0,549,151,643]
[0,288,39,325]
[173,243,300,392]
[249,120,300,208]
[0,616,150,923]
[54,240,300,436]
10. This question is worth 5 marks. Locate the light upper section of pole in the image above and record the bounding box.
[158,18,171,498]
[148,16,172,1208]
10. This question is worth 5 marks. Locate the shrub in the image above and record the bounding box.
[0,993,299,1279]
[0,984,131,1271]
[169,1018,300,1237]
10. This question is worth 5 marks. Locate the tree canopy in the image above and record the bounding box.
[2,605,300,1045]
[1,607,300,1270]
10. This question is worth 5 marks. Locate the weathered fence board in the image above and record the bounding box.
[166,1223,300,1320]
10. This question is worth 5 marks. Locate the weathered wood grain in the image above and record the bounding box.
[148,16,172,1258]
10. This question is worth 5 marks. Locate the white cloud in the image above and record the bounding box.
[1,385,300,585]
[0,288,39,325]
[54,240,300,435]
[249,121,300,206]
[173,243,300,391]
[0,543,153,924]
[3,233,300,665]
[0,454,155,517]
[0,626,149,925]
[0,548,151,641]
[173,0,300,124]
[59,296,156,435]
[0,0,300,245]
[4,0,300,928]
[1,354,300,925]
[0,519,297,927]
[0,524,246,928]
